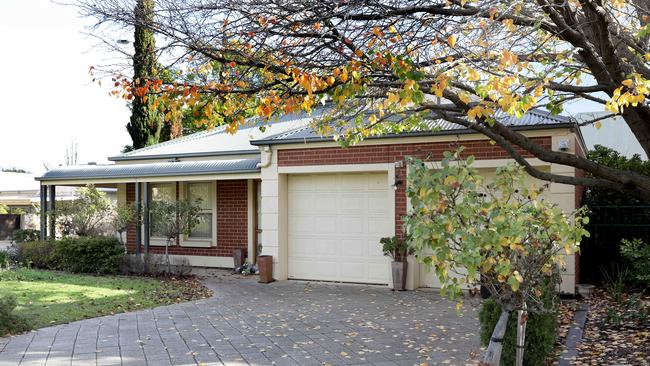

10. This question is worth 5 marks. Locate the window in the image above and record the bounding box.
[150,183,175,238]
[187,182,213,239]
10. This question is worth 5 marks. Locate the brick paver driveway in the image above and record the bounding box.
[0,276,480,366]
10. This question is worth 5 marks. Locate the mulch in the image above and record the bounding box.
[547,300,578,364]
[570,288,650,366]
[155,275,214,303]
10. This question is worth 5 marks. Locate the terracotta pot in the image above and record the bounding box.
[258,255,274,283]
[232,248,246,269]
[391,261,408,291]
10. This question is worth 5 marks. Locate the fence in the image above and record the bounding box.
[580,205,650,284]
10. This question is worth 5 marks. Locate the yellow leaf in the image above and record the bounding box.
[444,175,457,185]
[459,93,471,104]
[339,69,349,82]
[447,35,456,47]
[595,121,602,129]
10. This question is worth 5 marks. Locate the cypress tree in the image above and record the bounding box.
[126,0,169,150]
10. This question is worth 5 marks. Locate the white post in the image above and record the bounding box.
[515,303,528,366]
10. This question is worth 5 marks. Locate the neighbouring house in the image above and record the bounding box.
[0,171,116,239]
[577,111,647,160]
[37,109,585,293]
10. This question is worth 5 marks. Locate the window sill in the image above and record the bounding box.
[180,239,214,248]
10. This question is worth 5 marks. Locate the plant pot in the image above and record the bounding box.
[258,255,273,284]
[391,260,408,291]
[576,284,595,298]
[232,248,246,269]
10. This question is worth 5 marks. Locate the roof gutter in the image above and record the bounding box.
[108,149,260,161]
[35,167,261,182]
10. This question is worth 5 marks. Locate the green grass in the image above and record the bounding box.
[0,268,200,330]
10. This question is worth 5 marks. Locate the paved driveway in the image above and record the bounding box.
[0,277,480,366]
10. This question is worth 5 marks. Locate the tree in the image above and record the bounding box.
[79,0,650,200]
[148,200,202,273]
[111,203,136,253]
[56,185,113,237]
[404,150,588,365]
[1,167,29,174]
[126,0,169,150]
[584,144,650,205]
[64,138,79,166]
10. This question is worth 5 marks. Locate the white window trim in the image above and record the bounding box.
[180,181,217,248]
[148,182,177,247]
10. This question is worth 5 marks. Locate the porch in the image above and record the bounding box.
[36,159,263,267]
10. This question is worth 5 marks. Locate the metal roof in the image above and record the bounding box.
[37,159,261,182]
[109,112,316,161]
[251,109,576,145]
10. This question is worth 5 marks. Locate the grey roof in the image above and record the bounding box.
[251,109,576,145]
[37,159,260,182]
[109,112,316,161]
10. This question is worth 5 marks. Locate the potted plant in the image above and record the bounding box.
[380,235,412,291]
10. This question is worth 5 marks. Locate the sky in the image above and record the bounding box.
[0,0,131,175]
[0,0,643,177]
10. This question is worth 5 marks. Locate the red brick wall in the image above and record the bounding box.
[125,180,248,259]
[215,180,249,257]
[277,138,552,237]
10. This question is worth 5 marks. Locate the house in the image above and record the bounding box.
[0,171,115,238]
[37,109,585,293]
[577,111,647,159]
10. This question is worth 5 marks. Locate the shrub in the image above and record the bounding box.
[620,238,650,286]
[0,250,10,269]
[11,229,41,244]
[16,241,57,269]
[52,236,123,275]
[0,294,30,335]
[56,185,113,236]
[479,289,558,366]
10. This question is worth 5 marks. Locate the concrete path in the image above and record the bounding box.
[0,277,481,366]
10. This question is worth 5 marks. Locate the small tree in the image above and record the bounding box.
[405,150,589,366]
[111,203,136,254]
[56,185,113,236]
[148,200,202,273]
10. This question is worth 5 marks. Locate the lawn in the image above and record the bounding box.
[0,268,212,331]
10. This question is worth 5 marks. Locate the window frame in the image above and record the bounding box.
[180,181,217,247]
[148,182,176,246]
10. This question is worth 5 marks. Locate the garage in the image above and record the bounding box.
[287,172,393,284]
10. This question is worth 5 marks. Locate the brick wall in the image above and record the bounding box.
[277,137,552,237]
[125,180,248,258]
[215,180,249,257]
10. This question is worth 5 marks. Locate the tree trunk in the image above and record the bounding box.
[482,309,510,366]
[119,231,128,254]
[515,304,528,366]
[165,238,171,274]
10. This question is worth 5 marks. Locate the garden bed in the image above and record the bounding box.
[0,268,212,335]
[573,288,650,365]
[547,300,578,364]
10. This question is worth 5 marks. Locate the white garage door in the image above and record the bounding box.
[288,173,393,284]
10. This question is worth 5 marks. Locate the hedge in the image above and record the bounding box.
[17,236,123,275]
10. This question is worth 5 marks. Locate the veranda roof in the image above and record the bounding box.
[36,158,261,183]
